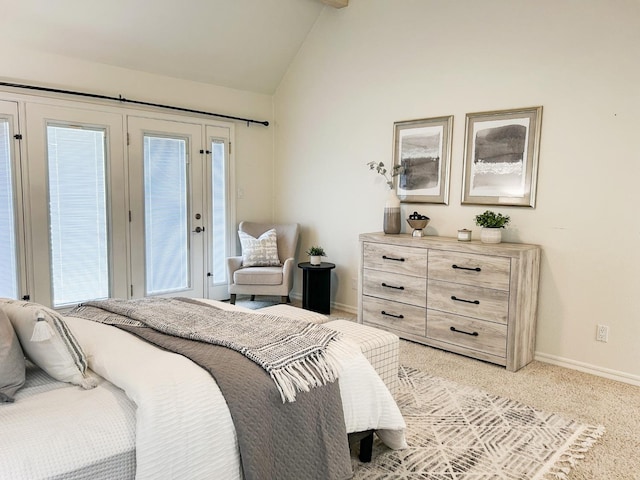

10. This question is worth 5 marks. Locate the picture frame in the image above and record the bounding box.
[462,106,542,207]
[392,115,453,204]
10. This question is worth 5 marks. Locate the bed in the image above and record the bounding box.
[0,298,406,480]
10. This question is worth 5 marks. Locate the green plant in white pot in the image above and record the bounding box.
[474,210,510,244]
[305,246,326,265]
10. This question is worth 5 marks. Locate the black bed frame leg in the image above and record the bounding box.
[359,431,374,463]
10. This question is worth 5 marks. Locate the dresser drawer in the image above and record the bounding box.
[363,242,428,277]
[427,279,508,324]
[362,295,426,336]
[363,269,426,307]
[428,250,510,291]
[427,310,507,358]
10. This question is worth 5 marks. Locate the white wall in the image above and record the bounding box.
[2,46,275,225]
[274,0,640,381]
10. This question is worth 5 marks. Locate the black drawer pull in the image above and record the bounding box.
[450,326,479,337]
[381,282,405,290]
[451,295,480,305]
[381,310,404,319]
[452,264,481,272]
[382,255,405,262]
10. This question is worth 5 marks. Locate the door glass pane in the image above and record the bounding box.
[47,125,109,306]
[210,140,226,284]
[144,135,189,294]
[0,119,18,298]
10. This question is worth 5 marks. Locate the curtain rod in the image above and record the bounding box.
[0,81,269,127]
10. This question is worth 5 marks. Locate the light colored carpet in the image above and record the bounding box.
[240,304,639,478]
[380,339,640,479]
[352,365,604,479]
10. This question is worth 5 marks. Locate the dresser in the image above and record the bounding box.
[358,233,540,371]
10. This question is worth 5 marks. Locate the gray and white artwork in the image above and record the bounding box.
[398,125,443,196]
[469,118,530,198]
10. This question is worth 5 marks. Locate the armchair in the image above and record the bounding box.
[227,221,300,304]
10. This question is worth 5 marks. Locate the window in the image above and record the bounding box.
[0,118,18,298]
[143,135,190,294]
[210,139,227,284]
[47,124,109,306]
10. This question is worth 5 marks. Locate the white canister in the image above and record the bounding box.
[457,229,472,242]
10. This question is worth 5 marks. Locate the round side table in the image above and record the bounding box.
[297,262,336,314]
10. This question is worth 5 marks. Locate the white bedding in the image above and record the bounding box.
[2,300,406,480]
[1,363,136,479]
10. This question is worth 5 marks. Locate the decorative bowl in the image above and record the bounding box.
[407,218,430,230]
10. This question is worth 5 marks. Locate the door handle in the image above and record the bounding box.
[193,226,205,233]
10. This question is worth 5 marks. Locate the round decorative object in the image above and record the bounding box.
[480,227,502,244]
[383,190,401,234]
[309,255,322,266]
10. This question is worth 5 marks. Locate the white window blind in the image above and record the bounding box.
[210,140,226,284]
[144,135,189,294]
[47,124,109,306]
[0,119,18,298]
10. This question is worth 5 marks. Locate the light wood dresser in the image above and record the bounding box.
[358,232,541,371]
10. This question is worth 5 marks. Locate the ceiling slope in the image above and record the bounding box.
[1,0,335,94]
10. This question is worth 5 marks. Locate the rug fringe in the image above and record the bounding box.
[542,424,605,479]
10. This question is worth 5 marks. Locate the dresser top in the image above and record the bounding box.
[359,232,540,256]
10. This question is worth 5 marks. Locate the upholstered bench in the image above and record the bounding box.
[324,319,400,395]
[258,304,329,324]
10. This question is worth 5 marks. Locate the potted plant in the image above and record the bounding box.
[474,210,510,244]
[305,246,326,265]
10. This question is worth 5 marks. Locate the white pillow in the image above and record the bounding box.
[0,308,26,402]
[0,299,96,389]
[238,228,281,267]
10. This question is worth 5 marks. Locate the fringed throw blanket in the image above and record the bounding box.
[71,298,353,480]
[71,297,343,403]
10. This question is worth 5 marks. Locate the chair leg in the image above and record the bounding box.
[250,295,256,301]
[280,296,288,304]
[229,294,236,305]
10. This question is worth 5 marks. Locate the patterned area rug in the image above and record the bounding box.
[353,366,604,479]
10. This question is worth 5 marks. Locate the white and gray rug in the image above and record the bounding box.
[353,366,604,479]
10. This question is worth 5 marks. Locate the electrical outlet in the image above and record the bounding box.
[351,278,357,290]
[596,324,609,342]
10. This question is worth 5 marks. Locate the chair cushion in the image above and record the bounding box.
[234,266,283,286]
[238,228,281,267]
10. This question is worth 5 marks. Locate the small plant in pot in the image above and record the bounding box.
[474,210,510,244]
[305,246,326,265]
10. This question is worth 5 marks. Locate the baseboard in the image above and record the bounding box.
[535,352,640,387]
[330,301,357,315]
[289,293,357,316]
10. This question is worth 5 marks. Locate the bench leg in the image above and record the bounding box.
[229,294,236,305]
[359,431,374,462]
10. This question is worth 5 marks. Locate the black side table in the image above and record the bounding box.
[297,262,336,314]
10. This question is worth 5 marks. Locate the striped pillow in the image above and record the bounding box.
[0,299,96,389]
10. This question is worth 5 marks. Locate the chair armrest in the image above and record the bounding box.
[226,256,243,285]
[282,257,296,288]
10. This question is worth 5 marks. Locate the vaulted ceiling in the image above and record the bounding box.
[2,0,347,94]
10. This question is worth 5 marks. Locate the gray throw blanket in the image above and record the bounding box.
[71,298,353,480]
[72,297,344,402]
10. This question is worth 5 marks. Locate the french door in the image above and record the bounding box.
[10,99,233,307]
[24,103,129,307]
[0,100,24,300]
[128,117,233,300]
